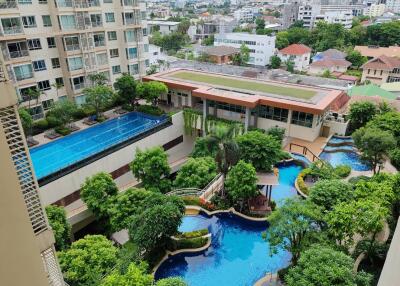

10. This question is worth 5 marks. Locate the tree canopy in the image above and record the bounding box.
[137,81,168,106]
[58,235,118,286]
[45,205,71,250]
[48,100,78,126]
[130,146,171,193]
[270,55,282,69]
[100,262,153,286]
[174,156,217,189]
[232,44,250,66]
[84,85,113,119]
[236,131,287,171]
[113,73,138,107]
[348,101,377,131]
[18,108,33,136]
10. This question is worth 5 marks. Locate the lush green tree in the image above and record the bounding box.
[48,100,78,127]
[137,81,168,106]
[353,127,396,174]
[177,19,190,34]
[151,31,189,52]
[276,31,290,49]
[309,22,347,51]
[269,55,282,69]
[25,87,43,111]
[265,198,322,264]
[113,73,138,108]
[130,146,171,193]
[236,131,287,172]
[232,44,250,66]
[346,50,367,69]
[156,277,188,286]
[58,235,118,286]
[101,262,153,286]
[367,111,400,142]
[348,101,377,131]
[138,192,185,215]
[174,157,217,189]
[365,21,400,47]
[308,179,353,212]
[45,205,71,250]
[129,203,183,253]
[202,34,214,46]
[266,127,285,143]
[80,172,118,220]
[108,188,152,232]
[225,160,258,211]
[191,136,218,158]
[88,73,108,86]
[285,245,372,286]
[18,108,33,136]
[289,20,304,28]
[286,27,310,45]
[84,85,113,119]
[255,17,265,30]
[285,58,295,73]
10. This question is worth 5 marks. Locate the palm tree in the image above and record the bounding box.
[205,125,240,196]
[51,82,64,98]
[26,88,43,113]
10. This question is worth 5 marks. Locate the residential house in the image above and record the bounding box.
[278,44,312,72]
[355,46,400,59]
[361,55,400,84]
[310,49,351,75]
[201,46,240,64]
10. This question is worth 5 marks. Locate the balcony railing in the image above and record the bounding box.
[94,40,105,47]
[0,1,18,8]
[15,72,34,81]
[91,21,102,28]
[122,0,138,6]
[65,44,80,51]
[125,18,140,25]
[2,25,23,35]
[55,0,100,7]
[73,82,86,90]
[8,49,29,59]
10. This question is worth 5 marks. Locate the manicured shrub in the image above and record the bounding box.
[136,104,165,116]
[390,148,400,170]
[334,164,351,178]
[175,237,208,250]
[348,175,371,185]
[55,126,71,136]
[296,170,309,195]
[33,119,49,130]
[176,229,208,239]
[46,115,63,127]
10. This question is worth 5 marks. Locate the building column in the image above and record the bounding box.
[287,110,293,137]
[203,99,209,137]
[245,107,251,132]
[253,107,258,129]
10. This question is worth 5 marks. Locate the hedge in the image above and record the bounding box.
[176,229,208,239]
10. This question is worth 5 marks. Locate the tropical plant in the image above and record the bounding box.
[100,262,153,286]
[88,72,108,86]
[174,157,217,189]
[58,235,118,286]
[232,43,250,66]
[48,100,77,127]
[348,101,377,131]
[191,137,218,158]
[18,108,33,136]
[130,146,171,193]
[270,55,282,69]
[83,85,113,119]
[113,73,138,108]
[156,277,188,286]
[45,205,71,250]
[136,81,168,106]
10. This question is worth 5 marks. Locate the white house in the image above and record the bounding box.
[148,20,180,35]
[278,44,312,72]
[214,33,276,66]
[233,7,261,22]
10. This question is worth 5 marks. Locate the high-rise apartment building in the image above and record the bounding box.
[0,60,64,285]
[0,0,149,119]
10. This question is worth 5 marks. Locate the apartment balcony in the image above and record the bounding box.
[1,25,24,36]
[55,0,100,8]
[65,44,81,52]
[91,21,103,28]
[94,40,105,47]
[0,0,18,9]
[124,18,140,26]
[122,0,139,7]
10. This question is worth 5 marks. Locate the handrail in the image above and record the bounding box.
[289,143,322,163]
[166,173,223,198]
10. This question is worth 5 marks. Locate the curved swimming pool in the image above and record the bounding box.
[155,162,301,285]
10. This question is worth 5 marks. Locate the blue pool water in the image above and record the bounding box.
[271,162,302,206]
[155,213,291,286]
[319,151,370,171]
[323,145,354,152]
[30,112,166,179]
[327,136,354,144]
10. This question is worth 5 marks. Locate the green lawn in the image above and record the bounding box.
[169,71,317,99]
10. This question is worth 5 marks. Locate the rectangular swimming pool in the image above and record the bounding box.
[29,112,167,180]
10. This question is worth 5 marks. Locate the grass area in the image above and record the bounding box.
[169,71,317,99]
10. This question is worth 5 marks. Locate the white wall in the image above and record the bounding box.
[40,112,192,205]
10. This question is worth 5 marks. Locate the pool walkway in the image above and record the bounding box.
[284,137,328,160]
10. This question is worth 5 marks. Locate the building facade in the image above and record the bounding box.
[363,3,386,17]
[278,44,312,72]
[214,33,276,66]
[147,20,179,35]
[361,55,400,85]
[0,0,150,119]
[0,60,64,286]
[386,0,400,13]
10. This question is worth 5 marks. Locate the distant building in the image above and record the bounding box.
[233,7,261,22]
[278,44,312,72]
[313,49,347,61]
[315,10,353,29]
[192,16,238,41]
[214,33,276,66]
[361,55,400,85]
[201,46,240,64]
[386,0,400,13]
[309,59,352,75]
[282,2,301,28]
[363,4,386,17]
[355,45,400,59]
[148,20,180,35]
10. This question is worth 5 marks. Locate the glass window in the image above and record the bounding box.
[42,15,52,27]
[29,105,44,119]
[93,33,105,47]
[51,58,60,68]
[144,44,149,52]
[126,47,137,59]
[258,105,288,122]
[22,16,36,28]
[112,65,121,74]
[145,59,149,67]
[1,18,23,35]
[47,37,56,48]
[291,111,314,128]
[143,28,147,36]
[64,36,80,51]
[33,60,46,71]
[75,94,87,105]
[125,30,135,42]
[72,76,85,90]
[18,0,32,4]
[90,14,102,27]
[109,48,119,58]
[107,31,117,41]
[42,99,54,110]
[210,101,245,114]
[128,64,139,75]
[68,57,83,71]
[103,0,112,3]
[105,13,115,23]
[96,53,108,65]
[55,77,64,86]
[37,80,51,91]
[59,15,76,30]
[13,64,33,81]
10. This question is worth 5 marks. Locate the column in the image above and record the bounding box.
[203,99,208,137]
[245,107,251,132]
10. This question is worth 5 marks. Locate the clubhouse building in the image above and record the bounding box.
[144,69,350,142]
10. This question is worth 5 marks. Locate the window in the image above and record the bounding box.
[19,86,37,101]
[112,65,121,74]
[209,101,245,114]
[37,80,51,91]
[96,53,108,65]
[29,105,44,120]
[13,64,34,81]
[22,16,36,28]
[291,111,313,128]
[42,15,52,27]
[103,0,112,3]
[107,31,117,41]
[125,30,135,42]
[93,33,105,47]
[105,13,115,23]
[75,94,87,106]
[59,15,76,30]
[33,60,46,71]
[18,0,32,4]
[141,11,146,20]
[109,48,119,58]
[145,59,149,67]
[68,57,83,71]
[39,0,47,3]
[143,28,147,36]
[144,44,149,52]
[258,105,288,122]
[90,14,102,27]
[47,37,56,48]
[42,99,54,110]
[1,18,23,35]
[128,64,139,75]
[126,47,137,59]
[51,58,60,68]
[72,76,85,90]
[55,77,64,86]
[64,36,80,51]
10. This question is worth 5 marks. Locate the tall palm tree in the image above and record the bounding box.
[205,125,240,196]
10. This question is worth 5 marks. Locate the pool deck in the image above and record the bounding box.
[284,137,328,159]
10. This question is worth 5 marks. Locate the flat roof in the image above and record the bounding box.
[147,20,180,26]
[144,69,345,114]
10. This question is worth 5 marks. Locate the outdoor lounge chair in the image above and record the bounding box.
[44,129,61,140]
[114,107,127,115]
[26,136,39,147]
[83,115,97,126]
[68,123,80,132]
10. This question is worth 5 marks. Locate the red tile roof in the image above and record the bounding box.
[362,55,400,71]
[279,44,311,56]
[311,59,352,68]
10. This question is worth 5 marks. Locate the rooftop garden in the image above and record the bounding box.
[168,71,317,99]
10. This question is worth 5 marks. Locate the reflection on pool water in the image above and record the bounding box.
[155,162,302,285]
[155,213,291,286]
